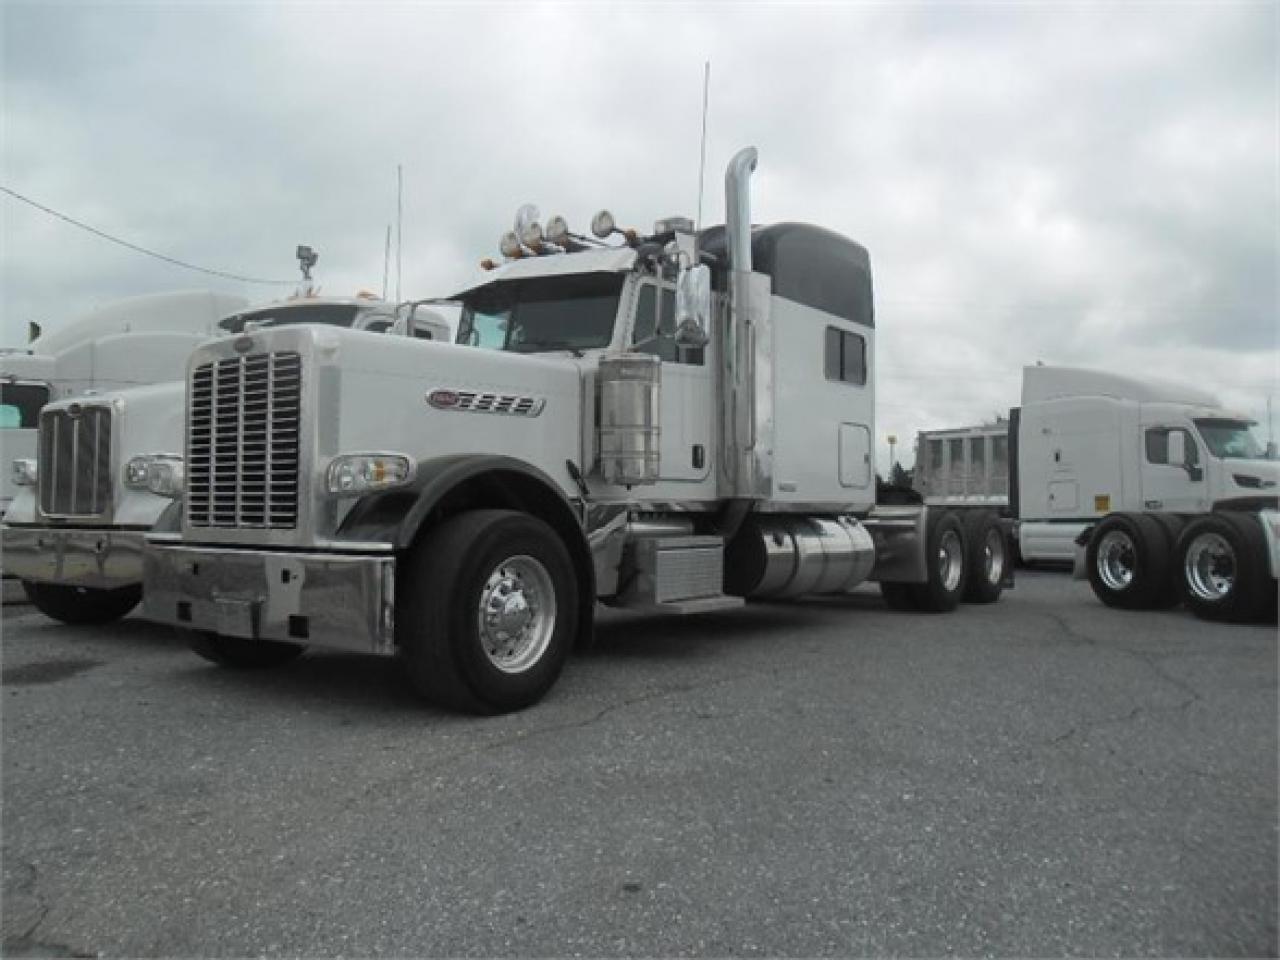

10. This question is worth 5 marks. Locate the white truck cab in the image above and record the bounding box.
[1,291,248,516]
[2,292,420,625]
[139,148,1011,714]
[914,365,1278,622]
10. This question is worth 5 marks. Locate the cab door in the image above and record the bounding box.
[629,281,713,483]
[1140,422,1209,512]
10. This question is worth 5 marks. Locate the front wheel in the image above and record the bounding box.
[398,509,578,714]
[21,581,142,625]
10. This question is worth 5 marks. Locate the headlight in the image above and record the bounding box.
[144,455,185,498]
[124,457,152,489]
[326,454,415,496]
[11,459,37,487]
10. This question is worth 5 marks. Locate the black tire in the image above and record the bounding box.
[908,510,969,613]
[1147,513,1188,608]
[1085,512,1174,610]
[189,632,306,669]
[398,509,577,714]
[879,581,917,611]
[21,581,142,625]
[961,511,1007,604]
[1176,512,1272,624]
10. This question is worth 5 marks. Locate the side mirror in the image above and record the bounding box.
[1167,430,1203,481]
[674,262,711,348]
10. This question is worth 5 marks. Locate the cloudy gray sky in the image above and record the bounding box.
[3,0,1276,469]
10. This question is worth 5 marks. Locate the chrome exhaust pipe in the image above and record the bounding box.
[725,147,758,274]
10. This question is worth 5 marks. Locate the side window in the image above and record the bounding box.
[1144,428,1169,464]
[468,311,506,349]
[823,326,866,385]
[632,284,703,365]
[1145,427,1200,465]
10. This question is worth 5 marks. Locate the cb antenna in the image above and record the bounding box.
[396,164,403,302]
[696,60,711,233]
[382,224,391,300]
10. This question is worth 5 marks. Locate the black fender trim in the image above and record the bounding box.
[1212,497,1279,513]
[337,455,596,648]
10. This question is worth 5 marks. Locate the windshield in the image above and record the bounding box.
[0,382,50,429]
[1194,419,1270,460]
[219,303,362,334]
[456,274,624,354]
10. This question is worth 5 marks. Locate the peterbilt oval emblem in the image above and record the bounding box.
[66,403,82,418]
[233,336,254,354]
[427,389,460,409]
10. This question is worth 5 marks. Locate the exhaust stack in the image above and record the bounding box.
[725,148,758,274]
[720,146,771,505]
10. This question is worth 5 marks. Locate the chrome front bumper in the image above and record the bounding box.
[1,525,146,589]
[142,543,396,655]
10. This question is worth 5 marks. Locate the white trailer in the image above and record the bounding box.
[135,147,1011,714]
[915,365,1279,622]
[1,293,431,624]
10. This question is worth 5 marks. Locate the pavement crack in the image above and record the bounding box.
[357,669,765,800]
[1042,611,1206,706]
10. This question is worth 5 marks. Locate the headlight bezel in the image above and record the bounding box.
[326,453,416,497]
[123,454,185,498]
[11,458,37,487]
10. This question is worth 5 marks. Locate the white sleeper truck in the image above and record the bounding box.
[915,365,1279,622]
[140,147,1011,714]
[2,293,420,624]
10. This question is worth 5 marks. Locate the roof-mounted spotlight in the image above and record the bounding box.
[591,210,638,246]
[499,231,522,259]
[590,210,616,239]
[545,215,570,246]
[519,220,544,249]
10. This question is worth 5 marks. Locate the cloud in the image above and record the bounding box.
[2,1,1275,466]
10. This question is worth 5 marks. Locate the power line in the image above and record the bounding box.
[1,185,296,286]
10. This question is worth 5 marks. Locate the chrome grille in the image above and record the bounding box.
[186,352,301,529]
[37,405,113,519]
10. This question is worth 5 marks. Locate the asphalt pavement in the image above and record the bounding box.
[2,570,1276,957]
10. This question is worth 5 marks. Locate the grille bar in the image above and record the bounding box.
[37,406,113,519]
[187,352,301,529]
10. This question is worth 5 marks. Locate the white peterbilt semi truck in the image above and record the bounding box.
[137,147,1011,715]
[913,365,1279,622]
[1,293,430,624]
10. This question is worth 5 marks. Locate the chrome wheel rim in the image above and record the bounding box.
[477,555,556,674]
[982,527,1006,586]
[1184,532,1235,602]
[1097,529,1136,591]
[938,529,964,592]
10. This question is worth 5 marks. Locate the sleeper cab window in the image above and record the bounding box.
[632,285,703,366]
[824,326,866,385]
